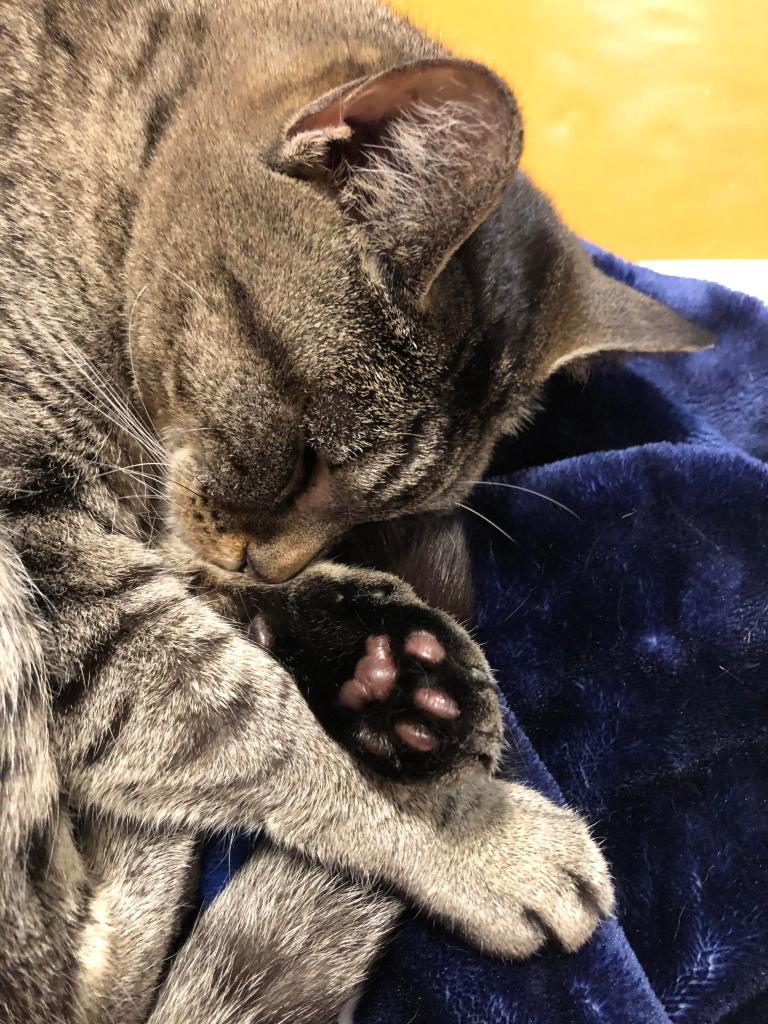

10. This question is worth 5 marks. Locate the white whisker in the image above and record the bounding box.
[126,281,163,450]
[18,313,167,464]
[138,253,214,310]
[466,480,582,521]
[53,335,164,458]
[456,502,519,548]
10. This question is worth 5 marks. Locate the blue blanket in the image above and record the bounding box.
[203,249,768,1024]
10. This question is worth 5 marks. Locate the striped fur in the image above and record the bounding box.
[3,0,720,1018]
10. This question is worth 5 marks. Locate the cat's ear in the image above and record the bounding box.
[277,59,522,301]
[543,246,714,376]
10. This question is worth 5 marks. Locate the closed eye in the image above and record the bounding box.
[277,444,318,507]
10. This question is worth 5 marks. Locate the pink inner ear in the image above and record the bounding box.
[288,61,507,138]
[287,95,348,136]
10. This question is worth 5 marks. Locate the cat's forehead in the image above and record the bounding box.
[224,179,415,352]
[230,178,366,312]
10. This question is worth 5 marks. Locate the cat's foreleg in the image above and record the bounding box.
[14,488,611,960]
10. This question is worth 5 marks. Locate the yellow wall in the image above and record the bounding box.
[389,0,768,259]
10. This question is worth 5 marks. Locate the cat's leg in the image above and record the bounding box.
[0,529,89,1024]
[148,843,400,1024]
[72,813,199,1024]
[146,517,469,1024]
[11,480,611,965]
[0,528,197,1024]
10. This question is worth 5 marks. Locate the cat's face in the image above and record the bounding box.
[129,173,508,580]
[126,59,709,582]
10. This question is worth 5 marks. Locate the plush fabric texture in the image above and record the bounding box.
[200,249,768,1024]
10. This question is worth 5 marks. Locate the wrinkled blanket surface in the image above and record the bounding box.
[202,249,768,1024]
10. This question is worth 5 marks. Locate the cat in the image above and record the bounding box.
[0,1,711,1021]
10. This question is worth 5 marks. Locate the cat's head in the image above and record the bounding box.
[126,58,710,582]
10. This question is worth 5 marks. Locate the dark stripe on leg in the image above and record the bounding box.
[81,698,134,767]
[131,8,171,83]
[43,0,77,60]
[52,598,179,712]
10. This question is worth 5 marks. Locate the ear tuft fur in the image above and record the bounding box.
[277,59,523,299]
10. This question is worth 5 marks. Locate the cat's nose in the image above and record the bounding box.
[246,536,324,583]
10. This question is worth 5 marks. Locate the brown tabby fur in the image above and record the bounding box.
[0,1,710,1021]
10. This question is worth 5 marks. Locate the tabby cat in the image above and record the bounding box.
[0,1,710,1021]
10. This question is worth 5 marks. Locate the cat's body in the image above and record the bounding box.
[1,2,709,1021]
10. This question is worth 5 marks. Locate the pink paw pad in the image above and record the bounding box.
[413,687,460,720]
[404,630,446,664]
[339,629,461,756]
[338,635,396,710]
[394,721,438,752]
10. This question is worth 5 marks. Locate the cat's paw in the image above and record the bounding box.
[332,623,499,775]
[426,780,614,959]
[248,565,503,778]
